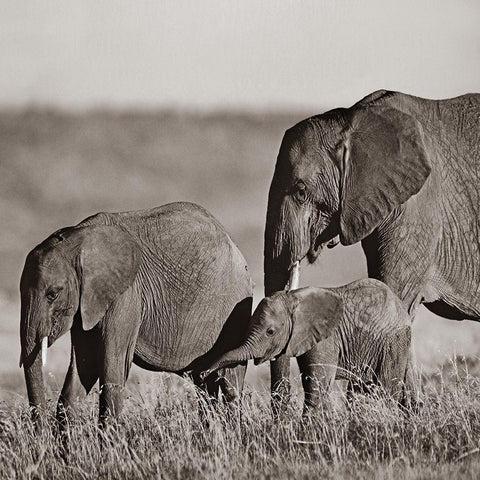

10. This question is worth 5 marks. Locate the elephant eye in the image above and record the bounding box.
[295,182,307,203]
[266,327,275,336]
[46,287,62,302]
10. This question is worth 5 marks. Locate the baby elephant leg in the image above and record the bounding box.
[296,339,338,414]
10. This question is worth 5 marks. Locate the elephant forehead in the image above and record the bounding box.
[260,295,289,319]
[285,133,319,162]
[23,250,55,281]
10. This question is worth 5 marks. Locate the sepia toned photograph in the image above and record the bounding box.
[1,1,480,478]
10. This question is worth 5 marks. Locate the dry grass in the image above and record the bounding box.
[2,358,480,479]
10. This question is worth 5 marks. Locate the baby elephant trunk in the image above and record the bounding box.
[200,343,252,381]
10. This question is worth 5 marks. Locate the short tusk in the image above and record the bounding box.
[327,236,340,249]
[41,337,48,367]
[288,261,300,291]
[19,352,23,368]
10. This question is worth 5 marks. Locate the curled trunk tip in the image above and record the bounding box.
[202,344,252,378]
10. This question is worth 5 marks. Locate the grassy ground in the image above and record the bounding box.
[2,359,480,479]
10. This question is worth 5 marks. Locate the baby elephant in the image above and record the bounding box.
[203,278,415,411]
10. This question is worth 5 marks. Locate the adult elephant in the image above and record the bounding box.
[264,90,480,412]
[20,202,253,426]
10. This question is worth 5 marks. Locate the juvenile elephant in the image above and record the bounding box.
[19,202,253,426]
[203,279,414,412]
[264,90,480,412]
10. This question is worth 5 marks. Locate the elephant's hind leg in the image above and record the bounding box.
[192,364,246,426]
[218,363,246,403]
[190,372,221,426]
[56,321,100,428]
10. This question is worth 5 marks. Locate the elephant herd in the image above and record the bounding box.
[19,90,480,427]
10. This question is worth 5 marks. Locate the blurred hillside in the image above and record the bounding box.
[1,109,480,399]
[0,108,299,297]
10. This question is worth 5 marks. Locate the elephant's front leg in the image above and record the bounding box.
[56,321,100,429]
[297,339,338,415]
[400,343,420,412]
[98,287,141,426]
[379,329,413,405]
[270,355,291,417]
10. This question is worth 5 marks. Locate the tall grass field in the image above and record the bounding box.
[2,110,480,478]
[2,360,480,479]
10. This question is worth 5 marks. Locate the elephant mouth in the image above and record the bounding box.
[307,235,339,263]
[254,354,278,366]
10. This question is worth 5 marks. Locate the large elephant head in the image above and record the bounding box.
[264,91,431,294]
[201,287,343,375]
[19,225,140,415]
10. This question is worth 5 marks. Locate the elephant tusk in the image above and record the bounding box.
[41,337,48,367]
[327,236,340,249]
[19,352,23,368]
[288,261,300,291]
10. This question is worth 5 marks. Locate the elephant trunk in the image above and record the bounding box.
[264,215,291,295]
[23,348,46,413]
[20,299,48,424]
[264,192,305,295]
[201,342,255,380]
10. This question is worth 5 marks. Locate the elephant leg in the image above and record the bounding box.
[401,349,420,412]
[378,332,412,404]
[193,371,220,402]
[56,322,100,428]
[297,340,337,415]
[190,371,220,427]
[218,363,247,425]
[270,355,291,417]
[218,363,246,403]
[98,288,141,426]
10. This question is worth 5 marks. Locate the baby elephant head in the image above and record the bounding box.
[202,287,343,377]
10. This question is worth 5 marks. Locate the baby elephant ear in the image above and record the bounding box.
[79,226,141,330]
[286,287,343,357]
[339,106,431,245]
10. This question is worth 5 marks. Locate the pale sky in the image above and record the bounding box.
[1,0,479,110]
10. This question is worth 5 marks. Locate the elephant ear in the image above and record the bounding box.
[285,287,343,357]
[339,106,431,245]
[79,226,141,330]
